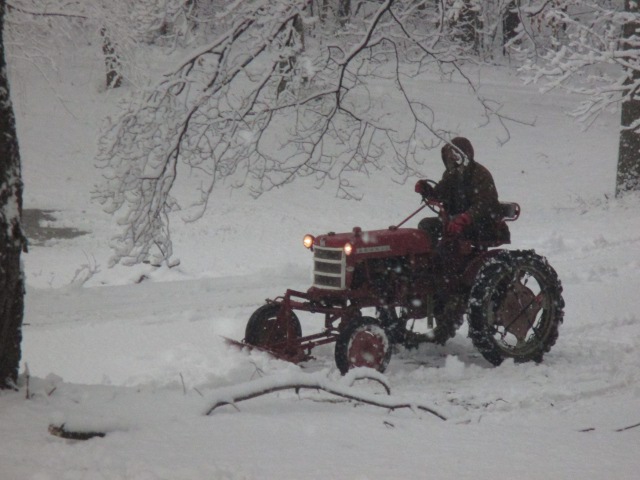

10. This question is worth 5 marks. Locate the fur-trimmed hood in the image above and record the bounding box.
[441,136,475,168]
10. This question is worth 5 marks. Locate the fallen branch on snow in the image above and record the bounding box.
[615,422,640,432]
[48,424,106,440]
[204,369,447,421]
[47,370,445,440]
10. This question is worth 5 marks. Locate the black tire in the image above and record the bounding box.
[376,307,408,345]
[431,296,465,345]
[377,301,463,347]
[335,317,392,375]
[468,250,564,366]
[244,304,302,351]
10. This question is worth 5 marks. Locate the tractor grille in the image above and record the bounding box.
[313,246,346,290]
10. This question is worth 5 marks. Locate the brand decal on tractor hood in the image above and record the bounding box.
[357,245,391,254]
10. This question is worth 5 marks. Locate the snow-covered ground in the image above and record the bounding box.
[2,36,640,479]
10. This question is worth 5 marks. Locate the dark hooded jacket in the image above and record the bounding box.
[431,137,505,241]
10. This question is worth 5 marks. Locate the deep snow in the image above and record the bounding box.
[2,33,640,480]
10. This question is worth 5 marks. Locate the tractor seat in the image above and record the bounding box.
[499,202,520,222]
[471,202,520,248]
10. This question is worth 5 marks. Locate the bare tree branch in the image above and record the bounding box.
[95,0,524,266]
[48,424,106,441]
[205,370,447,421]
[6,2,88,20]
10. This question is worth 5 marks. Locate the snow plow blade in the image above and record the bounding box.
[220,336,310,363]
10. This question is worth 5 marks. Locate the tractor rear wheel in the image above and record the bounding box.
[244,304,302,354]
[334,317,392,375]
[467,250,564,366]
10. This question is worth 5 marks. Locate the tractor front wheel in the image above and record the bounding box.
[334,317,392,375]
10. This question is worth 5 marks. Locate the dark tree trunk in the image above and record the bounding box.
[617,0,640,196]
[317,0,329,23]
[100,27,122,89]
[0,0,27,389]
[455,0,481,53]
[277,14,305,98]
[502,1,520,53]
[337,0,351,26]
[314,1,350,26]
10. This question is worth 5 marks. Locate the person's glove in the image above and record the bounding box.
[446,213,472,235]
[415,180,434,198]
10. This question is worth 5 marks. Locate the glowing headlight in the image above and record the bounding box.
[344,242,353,256]
[303,234,315,249]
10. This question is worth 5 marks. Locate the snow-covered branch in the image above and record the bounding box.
[95,0,525,266]
[204,369,447,421]
[48,370,446,441]
[6,2,88,20]
[517,1,640,127]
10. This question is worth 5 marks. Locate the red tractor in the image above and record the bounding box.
[243,187,564,374]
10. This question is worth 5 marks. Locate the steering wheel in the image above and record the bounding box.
[420,179,440,214]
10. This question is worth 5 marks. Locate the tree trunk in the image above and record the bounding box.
[337,0,351,26]
[315,1,350,27]
[100,27,122,89]
[502,1,520,54]
[616,0,640,196]
[455,0,481,53]
[276,14,305,98]
[0,0,27,389]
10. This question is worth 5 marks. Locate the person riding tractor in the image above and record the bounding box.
[415,136,509,248]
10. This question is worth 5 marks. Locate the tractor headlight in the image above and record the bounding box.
[344,242,353,256]
[303,234,315,250]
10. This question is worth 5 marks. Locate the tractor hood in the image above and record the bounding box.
[314,226,432,258]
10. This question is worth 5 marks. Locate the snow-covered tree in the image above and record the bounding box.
[0,0,27,389]
[5,0,199,90]
[94,0,520,266]
[515,0,640,196]
[616,0,640,195]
